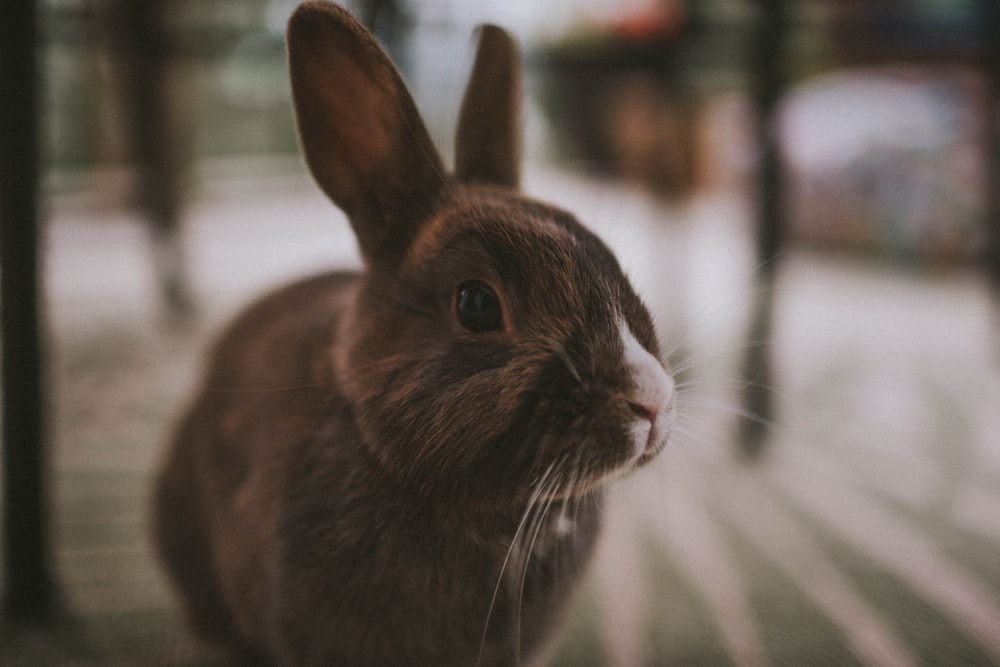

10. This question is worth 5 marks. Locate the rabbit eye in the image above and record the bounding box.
[456,281,503,333]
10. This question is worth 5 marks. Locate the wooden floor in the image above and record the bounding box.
[3,166,999,665]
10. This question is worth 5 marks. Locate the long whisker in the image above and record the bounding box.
[513,465,565,664]
[204,381,332,394]
[477,460,559,667]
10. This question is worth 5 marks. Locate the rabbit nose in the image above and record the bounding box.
[628,400,657,424]
[628,372,675,426]
[620,320,675,429]
[626,370,676,460]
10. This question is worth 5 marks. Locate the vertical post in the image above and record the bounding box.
[983,0,1000,349]
[1,0,58,621]
[740,0,787,460]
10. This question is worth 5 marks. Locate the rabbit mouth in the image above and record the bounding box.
[632,389,677,466]
[529,406,675,502]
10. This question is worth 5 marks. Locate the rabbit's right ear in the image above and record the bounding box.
[454,26,521,189]
[287,2,446,264]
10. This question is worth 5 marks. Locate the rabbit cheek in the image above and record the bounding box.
[346,353,536,499]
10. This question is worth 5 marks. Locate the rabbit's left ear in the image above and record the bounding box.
[287,1,446,265]
[454,25,522,189]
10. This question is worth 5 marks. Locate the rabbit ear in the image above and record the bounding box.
[287,1,446,263]
[454,25,521,189]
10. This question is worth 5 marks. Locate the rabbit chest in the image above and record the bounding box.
[274,432,603,666]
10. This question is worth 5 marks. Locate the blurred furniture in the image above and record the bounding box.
[48,1,285,323]
[740,0,1000,458]
[97,0,195,320]
[535,3,698,200]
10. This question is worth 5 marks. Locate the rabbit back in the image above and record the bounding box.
[154,271,358,655]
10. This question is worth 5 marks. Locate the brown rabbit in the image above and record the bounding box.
[153,2,676,665]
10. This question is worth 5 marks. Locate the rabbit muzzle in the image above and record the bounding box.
[621,320,676,464]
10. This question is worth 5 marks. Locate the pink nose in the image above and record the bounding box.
[628,400,657,424]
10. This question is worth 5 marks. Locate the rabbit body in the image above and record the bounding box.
[154,2,674,665]
[156,268,600,666]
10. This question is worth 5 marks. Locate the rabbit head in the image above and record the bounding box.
[287,1,675,507]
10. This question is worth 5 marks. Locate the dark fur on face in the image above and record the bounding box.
[336,185,663,505]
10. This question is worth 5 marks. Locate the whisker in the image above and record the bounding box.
[665,337,765,378]
[478,460,559,667]
[674,393,782,431]
[204,381,332,394]
[514,467,565,664]
[554,345,585,388]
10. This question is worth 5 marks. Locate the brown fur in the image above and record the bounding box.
[154,3,665,664]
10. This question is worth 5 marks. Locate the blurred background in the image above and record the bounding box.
[2,0,1000,664]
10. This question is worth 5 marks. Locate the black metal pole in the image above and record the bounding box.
[740,0,787,460]
[1,0,58,622]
